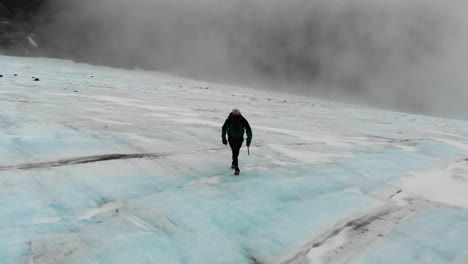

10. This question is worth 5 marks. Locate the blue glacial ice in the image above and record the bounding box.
[0,55,467,263]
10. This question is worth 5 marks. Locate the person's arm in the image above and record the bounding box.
[222,118,230,143]
[243,118,252,145]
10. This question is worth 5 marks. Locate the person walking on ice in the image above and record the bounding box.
[222,108,253,175]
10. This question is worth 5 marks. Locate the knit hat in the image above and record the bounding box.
[232,108,241,115]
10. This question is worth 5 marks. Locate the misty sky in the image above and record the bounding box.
[37,0,468,119]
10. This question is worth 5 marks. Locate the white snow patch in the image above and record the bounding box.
[256,125,354,148]
[402,161,468,209]
[389,191,410,207]
[396,145,418,152]
[119,133,154,142]
[150,113,176,118]
[78,202,123,220]
[270,159,294,166]
[306,227,349,264]
[172,117,220,127]
[85,117,133,126]
[271,144,352,164]
[158,216,180,232]
[431,137,468,152]
[120,212,156,232]
[427,130,468,139]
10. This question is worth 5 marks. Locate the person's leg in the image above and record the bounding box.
[229,140,238,167]
[231,139,243,169]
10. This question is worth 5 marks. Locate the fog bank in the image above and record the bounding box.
[36,0,468,119]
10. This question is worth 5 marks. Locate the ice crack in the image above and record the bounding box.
[0,153,167,171]
[280,197,444,264]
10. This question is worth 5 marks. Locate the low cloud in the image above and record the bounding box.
[36,0,468,119]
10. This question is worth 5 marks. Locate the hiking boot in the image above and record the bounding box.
[231,163,237,169]
[234,170,240,176]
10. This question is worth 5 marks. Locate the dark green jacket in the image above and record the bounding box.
[222,114,252,142]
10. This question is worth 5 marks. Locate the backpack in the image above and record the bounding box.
[229,114,244,133]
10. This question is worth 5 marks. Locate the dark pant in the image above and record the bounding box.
[229,138,244,169]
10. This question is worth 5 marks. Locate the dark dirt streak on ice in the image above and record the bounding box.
[279,191,443,264]
[0,153,168,171]
[365,135,424,143]
[0,147,231,172]
[249,255,264,264]
[388,190,402,199]
[0,142,329,172]
[0,99,50,104]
